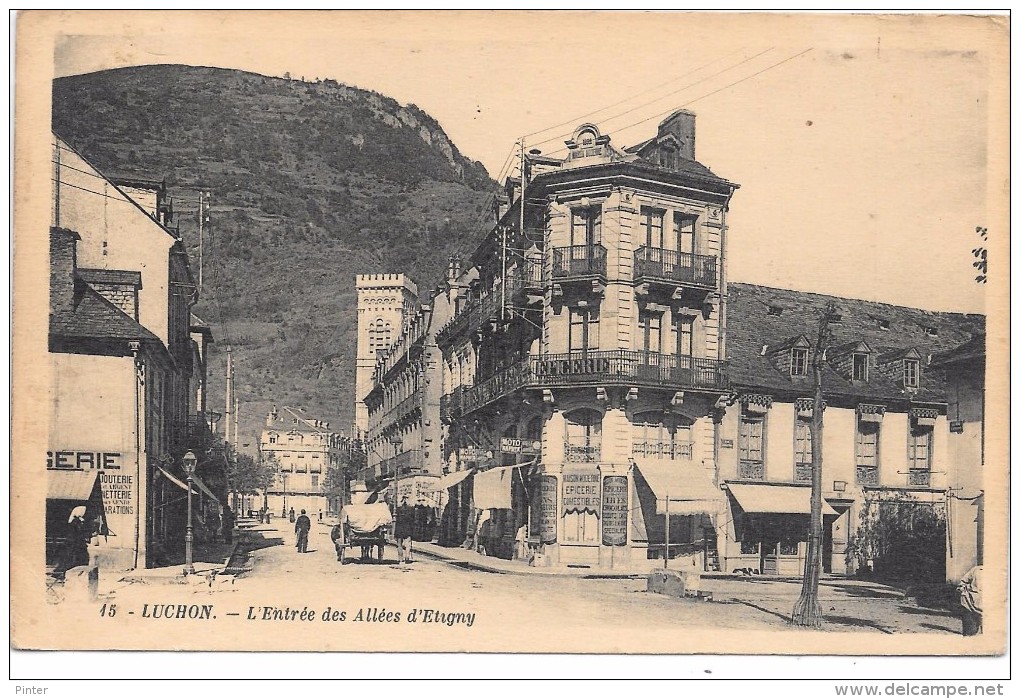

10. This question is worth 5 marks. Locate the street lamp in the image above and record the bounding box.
[182,450,198,575]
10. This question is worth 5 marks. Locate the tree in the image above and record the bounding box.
[972,226,988,284]
[791,302,838,628]
[228,450,278,500]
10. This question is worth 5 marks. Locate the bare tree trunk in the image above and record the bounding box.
[791,303,835,627]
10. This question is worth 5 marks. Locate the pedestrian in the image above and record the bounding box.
[221,508,235,545]
[958,565,983,636]
[58,506,92,574]
[289,507,296,524]
[394,496,414,563]
[295,509,311,553]
[318,509,323,522]
[265,510,272,524]
[330,520,345,562]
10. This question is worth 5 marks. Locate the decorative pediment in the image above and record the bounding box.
[795,397,825,417]
[910,406,939,427]
[857,403,886,423]
[740,393,773,414]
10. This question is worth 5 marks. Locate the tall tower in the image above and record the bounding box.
[354,274,419,434]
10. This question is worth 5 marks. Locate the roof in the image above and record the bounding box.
[725,283,985,405]
[50,285,160,344]
[929,333,986,369]
[76,268,142,288]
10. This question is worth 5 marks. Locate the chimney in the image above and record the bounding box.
[657,109,696,160]
[50,227,81,316]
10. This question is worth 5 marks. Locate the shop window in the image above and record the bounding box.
[740,539,760,555]
[779,540,799,556]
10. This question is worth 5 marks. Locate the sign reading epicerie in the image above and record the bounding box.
[562,472,600,514]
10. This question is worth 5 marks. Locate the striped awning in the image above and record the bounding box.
[47,469,99,501]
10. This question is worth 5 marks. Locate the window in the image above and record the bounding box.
[564,408,601,462]
[674,214,696,254]
[738,407,766,480]
[855,417,880,485]
[673,314,694,357]
[570,206,602,247]
[767,305,784,317]
[568,306,599,354]
[269,435,277,444]
[852,353,869,382]
[904,359,920,388]
[794,418,813,481]
[641,207,665,248]
[311,475,319,488]
[639,310,663,354]
[791,348,809,377]
[908,423,933,472]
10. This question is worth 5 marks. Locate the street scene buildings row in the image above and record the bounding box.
[47,135,225,572]
[353,113,986,582]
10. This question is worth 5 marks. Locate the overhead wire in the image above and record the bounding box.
[527,47,777,152]
[520,48,748,141]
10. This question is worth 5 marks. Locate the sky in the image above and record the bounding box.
[50,11,1007,315]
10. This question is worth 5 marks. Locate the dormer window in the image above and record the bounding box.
[923,325,939,336]
[791,348,809,376]
[852,353,869,382]
[904,359,920,388]
[767,305,784,317]
[876,318,890,330]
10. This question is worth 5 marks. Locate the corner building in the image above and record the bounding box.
[437,114,737,567]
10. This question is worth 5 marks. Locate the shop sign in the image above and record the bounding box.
[499,437,540,455]
[601,476,628,546]
[562,471,600,514]
[47,450,122,470]
[396,476,440,507]
[459,447,491,463]
[530,475,557,544]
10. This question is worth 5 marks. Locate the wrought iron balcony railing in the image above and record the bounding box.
[739,461,765,480]
[378,450,425,478]
[908,469,932,487]
[552,244,607,279]
[856,465,879,486]
[632,440,694,460]
[458,350,727,416]
[634,247,718,289]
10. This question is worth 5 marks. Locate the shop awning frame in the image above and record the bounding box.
[47,469,100,501]
[633,460,724,515]
[726,482,838,516]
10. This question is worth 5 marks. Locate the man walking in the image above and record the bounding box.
[394,497,414,564]
[221,508,235,545]
[294,509,312,553]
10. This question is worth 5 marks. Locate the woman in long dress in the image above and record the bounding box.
[59,506,92,573]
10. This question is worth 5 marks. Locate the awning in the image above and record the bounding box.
[154,462,194,494]
[474,466,514,509]
[47,469,99,500]
[633,461,724,515]
[726,483,838,516]
[424,468,475,492]
[191,473,220,504]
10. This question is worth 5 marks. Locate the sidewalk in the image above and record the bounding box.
[115,520,251,586]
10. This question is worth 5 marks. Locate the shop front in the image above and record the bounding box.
[723,482,838,576]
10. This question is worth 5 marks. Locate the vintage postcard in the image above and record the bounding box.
[11,10,1010,663]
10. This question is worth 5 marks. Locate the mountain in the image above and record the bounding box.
[53,64,495,446]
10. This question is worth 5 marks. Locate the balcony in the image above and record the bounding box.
[739,461,765,480]
[795,463,813,482]
[440,387,463,424]
[378,450,425,478]
[908,469,931,487]
[856,465,879,487]
[564,442,601,463]
[505,258,544,300]
[459,350,727,416]
[633,440,694,460]
[634,247,717,289]
[552,244,607,280]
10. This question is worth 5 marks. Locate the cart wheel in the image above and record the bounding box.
[377,544,384,562]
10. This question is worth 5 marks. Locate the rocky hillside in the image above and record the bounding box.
[53,64,495,446]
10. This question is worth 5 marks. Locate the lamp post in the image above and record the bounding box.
[182,450,197,575]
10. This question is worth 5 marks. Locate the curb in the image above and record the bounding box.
[411,545,645,579]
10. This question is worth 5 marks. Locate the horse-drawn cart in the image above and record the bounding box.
[337,503,392,564]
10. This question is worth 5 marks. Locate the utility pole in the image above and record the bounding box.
[224,346,234,446]
[791,302,837,627]
[198,192,209,294]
